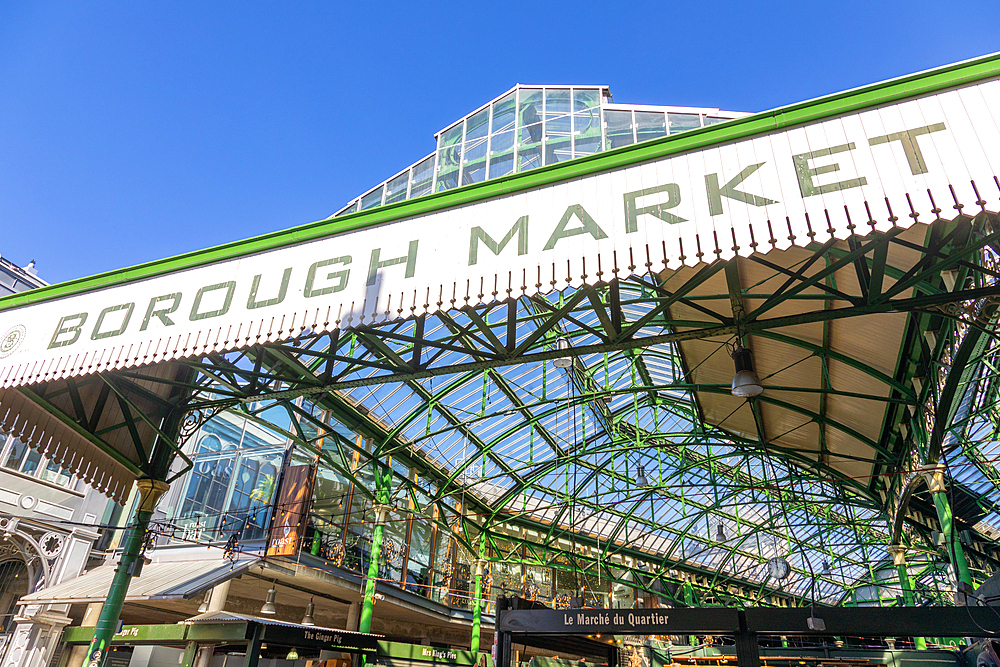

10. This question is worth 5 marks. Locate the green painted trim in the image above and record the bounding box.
[63,624,187,645]
[376,641,487,666]
[185,623,251,643]
[3,52,999,315]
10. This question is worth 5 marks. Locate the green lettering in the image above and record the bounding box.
[793,142,868,197]
[469,216,529,265]
[705,162,777,216]
[305,257,351,297]
[248,267,292,309]
[542,204,608,251]
[91,303,135,340]
[624,184,686,233]
[140,293,181,331]
[190,282,236,321]
[48,313,88,349]
[868,122,946,175]
[367,241,418,286]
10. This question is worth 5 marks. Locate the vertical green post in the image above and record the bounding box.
[888,545,926,650]
[180,641,198,667]
[311,531,322,556]
[923,465,974,591]
[471,533,486,653]
[358,463,392,634]
[84,478,170,667]
[83,371,192,667]
[682,582,698,647]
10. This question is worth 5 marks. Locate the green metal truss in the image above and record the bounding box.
[48,211,997,613]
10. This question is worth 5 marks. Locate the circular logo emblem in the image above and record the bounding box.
[0,325,26,359]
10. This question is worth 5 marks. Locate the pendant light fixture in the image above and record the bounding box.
[286,648,300,661]
[553,337,573,368]
[635,464,648,488]
[716,523,727,542]
[730,344,763,398]
[260,586,277,614]
[300,599,315,626]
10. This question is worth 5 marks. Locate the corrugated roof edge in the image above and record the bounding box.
[3,51,999,314]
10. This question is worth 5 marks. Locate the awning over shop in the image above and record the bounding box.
[63,614,382,654]
[185,612,381,653]
[17,553,258,605]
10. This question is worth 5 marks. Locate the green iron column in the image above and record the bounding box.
[358,463,392,634]
[922,465,974,595]
[682,581,698,647]
[83,371,192,667]
[471,549,486,652]
[84,478,170,667]
[888,545,926,650]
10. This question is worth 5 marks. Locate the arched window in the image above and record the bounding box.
[0,558,28,636]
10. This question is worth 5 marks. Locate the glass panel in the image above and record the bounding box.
[545,88,571,115]
[409,156,435,198]
[610,568,635,608]
[488,92,516,178]
[309,461,351,559]
[704,116,730,126]
[381,509,409,583]
[334,200,358,217]
[489,131,514,177]
[2,437,29,472]
[517,88,543,172]
[605,110,634,149]
[635,111,667,142]
[451,542,475,610]
[668,112,702,134]
[573,102,602,156]
[553,553,578,606]
[573,89,600,112]
[359,186,383,210]
[462,107,490,185]
[581,566,611,607]
[524,564,553,605]
[465,107,490,142]
[173,418,286,544]
[492,92,516,134]
[384,172,409,205]
[544,89,573,165]
[19,447,41,476]
[436,124,463,191]
[405,517,433,597]
[228,448,281,541]
[40,458,71,486]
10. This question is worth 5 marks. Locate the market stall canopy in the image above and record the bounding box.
[17,551,258,605]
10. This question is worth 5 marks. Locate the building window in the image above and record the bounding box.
[0,429,75,487]
[171,419,285,544]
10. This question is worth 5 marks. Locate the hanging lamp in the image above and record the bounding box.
[730,344,763,397]
[301,599,316,625]
[260,587,277,614]
[553,337,573,368]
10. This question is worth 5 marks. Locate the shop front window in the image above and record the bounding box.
[172,417,285,543]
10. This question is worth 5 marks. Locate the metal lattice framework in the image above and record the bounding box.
[30,212,997,610]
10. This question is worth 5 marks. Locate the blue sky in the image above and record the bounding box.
[2,1,998,286]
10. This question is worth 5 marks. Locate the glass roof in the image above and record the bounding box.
[189,258,996,611]
[332,84,747,217]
